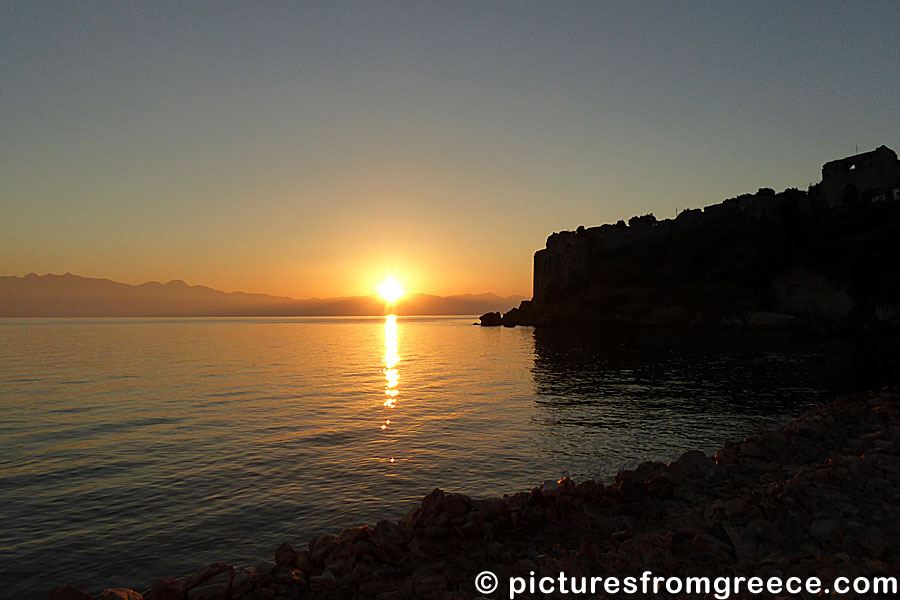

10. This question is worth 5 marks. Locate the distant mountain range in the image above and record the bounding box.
[0,273,526,317]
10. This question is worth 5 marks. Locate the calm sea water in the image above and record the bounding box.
[0,317,889,595]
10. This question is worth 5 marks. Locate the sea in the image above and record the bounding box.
[0,316,891,596]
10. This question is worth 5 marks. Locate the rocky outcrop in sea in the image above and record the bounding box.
[479,301,534,327]
[53,388,900,600]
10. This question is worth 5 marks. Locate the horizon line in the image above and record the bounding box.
[2,271,531,302]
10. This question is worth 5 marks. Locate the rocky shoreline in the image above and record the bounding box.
[53,389,899,600]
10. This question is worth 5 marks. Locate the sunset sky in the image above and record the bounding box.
[3,2,899,298]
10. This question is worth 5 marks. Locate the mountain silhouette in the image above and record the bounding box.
[0,273,525,317]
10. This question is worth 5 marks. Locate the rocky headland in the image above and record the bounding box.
[53,388,900,600]
[483,146,900,333]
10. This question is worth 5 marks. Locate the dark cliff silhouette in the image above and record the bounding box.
[484,145,900,333]
[0,273,525,317]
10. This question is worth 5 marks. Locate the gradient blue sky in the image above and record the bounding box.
[3,1,899,297]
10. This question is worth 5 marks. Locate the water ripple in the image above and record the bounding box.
[0,317,890,597]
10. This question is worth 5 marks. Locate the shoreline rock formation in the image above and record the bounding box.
[54,388,900,599]
[478,301,535,328]
[483,146,900,332]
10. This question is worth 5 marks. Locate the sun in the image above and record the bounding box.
[377,277,405,303]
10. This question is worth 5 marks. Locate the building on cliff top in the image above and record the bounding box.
[821,145,900,206]
[531,144,900,308]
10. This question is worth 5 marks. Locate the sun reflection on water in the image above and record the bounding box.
[383,315,399,410]
[381,316,399,458]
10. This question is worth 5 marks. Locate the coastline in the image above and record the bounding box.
[53,389,899,600]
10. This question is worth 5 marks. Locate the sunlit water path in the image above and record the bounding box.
[0,317,887,595]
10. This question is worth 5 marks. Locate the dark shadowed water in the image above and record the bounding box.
[0,317,890,596]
